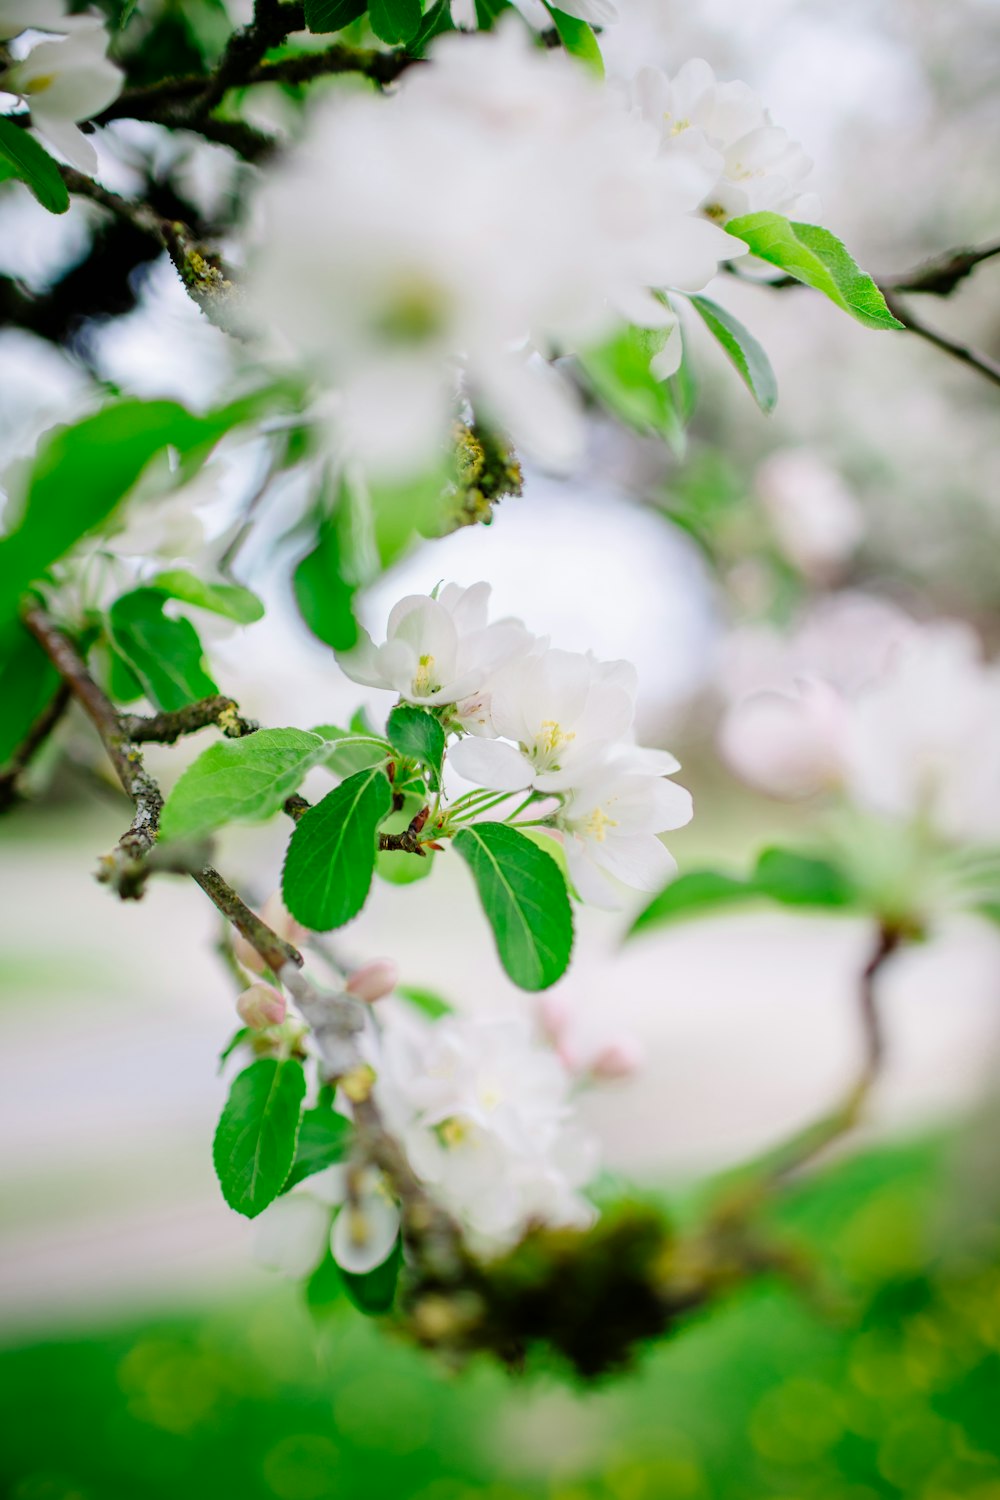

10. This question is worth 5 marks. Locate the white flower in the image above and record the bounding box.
[245,24,738,478]
[756,449,865,582]
[556,760,693,906]
[0,16,122,172]
[253,1163,400,1280]
[844,624,1000,845]
[448,647,637,792]
[628,58,819,223]
[374,1009,598,1252]
[338,581,531,707]
[718,676,849,801]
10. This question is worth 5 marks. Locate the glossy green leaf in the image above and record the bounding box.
[304,0,367,31]
[108,588,217,711]
[310,726,392,777]
[282,767,392,931]
[725,213,904,331]
[213,1057,306,1219]
[151,569,264,625]
[454,822,574,991]
[368,0,421,44]
[160,728,328,841]
[282,1106,354,1193]
[386,705,445,790]
[293,518,358,651]
[543,4,603,76]
[410,0,455,52]
[688,294,778,413]
[0,116,68,214]
[0,621,61,768]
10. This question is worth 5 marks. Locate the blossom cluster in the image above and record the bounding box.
[0,2,121,172]
[340,580,693,906]
[246,25,813,479]
[718,595,1000,847]
[254,998,607,1279]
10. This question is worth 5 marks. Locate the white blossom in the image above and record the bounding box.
[448,648,637,792]
[844,624,1000,845]
[253,1163,400,1280]
[555,759,693,906]
[755,449,865,581]
[718,676,849,800]
[245,24,739,478]
[0,15,122,172]
[374,1009,598,1252]
[338,581,531,707]
[628,58,819,223]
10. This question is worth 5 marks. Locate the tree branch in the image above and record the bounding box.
[885,238,1000,296]
[882,289,1000,390]
[20,605,302,971]
[120,695,257,744]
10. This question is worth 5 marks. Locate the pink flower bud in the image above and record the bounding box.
[718,677,848,800]
[589,1035,644,1080]
[345,959,399,1005]
[237,982,286,1030]
[233,892,310,974]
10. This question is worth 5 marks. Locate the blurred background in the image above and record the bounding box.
[2,0,1000,1495]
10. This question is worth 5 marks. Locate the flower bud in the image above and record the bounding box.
[345,959,398,1004]
[589,1035,644,1080]
[237,982,286,1030]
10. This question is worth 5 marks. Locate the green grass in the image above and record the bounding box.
[4,1134,1000,1500]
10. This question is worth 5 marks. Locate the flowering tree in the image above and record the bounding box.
[2,0,999,1379]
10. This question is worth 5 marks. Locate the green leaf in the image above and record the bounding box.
[397,984,454,1019]
[282,767,392,931]
[543,4,603,76]
[217,1026,252,1072]
[368,0,421,44]
[282,1106,353,1193]
[310,726,392,777]
[212,1057,306,1219]
[0,398,249,629]
[339,1236,402,1315]
[386,705,445,790]
[293,519,358,651]
[687,294,778,413]
[628,849,857,938]
[454,822,574,991]
[754,847,856,907]
[628,870,756,937]
[725,213,904,332]
[305,1250,345,1322]
[108,588,217,711]
[410,0,455,53]
[0,116,69,214]
[0,621,61,768]
[372,467,449,568]
[151,569,264,625]
[474,0,512,24]
[160,728,328,842]
[304,0,367,31]
[578,324,686,454]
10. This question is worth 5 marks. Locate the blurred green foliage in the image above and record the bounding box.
[4,1134,1000,1499]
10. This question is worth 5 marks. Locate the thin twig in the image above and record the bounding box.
[21,605,301,970]
[886,239,1000,296]
[0,683,71,810]
[121,695,257,744]
[882,290,1000,390]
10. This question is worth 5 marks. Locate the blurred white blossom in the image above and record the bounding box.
[0,12,122,172]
